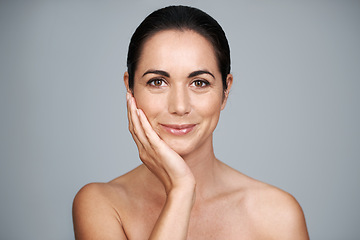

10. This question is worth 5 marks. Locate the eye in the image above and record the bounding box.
[191,80,210,88]
[147,78,166,87]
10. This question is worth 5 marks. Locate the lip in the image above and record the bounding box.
[160,124,196,136]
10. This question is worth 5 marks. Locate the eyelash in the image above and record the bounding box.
[191,80,210,88]
[147,78,167,87]
[146,79,210,88]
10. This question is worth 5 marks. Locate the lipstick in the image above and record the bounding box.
[160,124,196,136]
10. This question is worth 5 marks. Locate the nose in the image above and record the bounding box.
[168,85,191,116]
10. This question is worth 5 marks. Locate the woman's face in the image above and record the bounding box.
[126,30,232,157]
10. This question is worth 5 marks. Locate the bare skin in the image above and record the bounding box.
[73,30,309,239]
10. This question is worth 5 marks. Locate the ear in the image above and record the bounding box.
[123,72,131,93]
[221,74,233,110]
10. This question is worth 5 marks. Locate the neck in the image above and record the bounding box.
[182,137,221,200]
[182,138,216,178]
[140,135,222,200]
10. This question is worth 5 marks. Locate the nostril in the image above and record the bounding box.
[168,90,191,115]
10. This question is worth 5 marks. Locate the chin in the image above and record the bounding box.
[162,134,212,158]
[161,137,194,156]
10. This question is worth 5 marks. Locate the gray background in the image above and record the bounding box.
[1,0,359,239]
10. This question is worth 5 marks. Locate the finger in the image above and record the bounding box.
[137,109,163,150]
[128,95,149,148]
[126,92,145,150]
[137,108,182,166]
[126,92,134,131]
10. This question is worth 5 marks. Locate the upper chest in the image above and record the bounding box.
[120,194,257,240]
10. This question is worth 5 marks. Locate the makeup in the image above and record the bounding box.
[160,124,196,136]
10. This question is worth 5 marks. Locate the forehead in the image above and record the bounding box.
[136,30,219,76]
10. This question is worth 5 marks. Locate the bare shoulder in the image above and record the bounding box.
[72,182,128,240]
[72,166,148,239]
[244,178,309,239]
[218,162,308,239]
[73,174,133,217]
[73,165,163,239]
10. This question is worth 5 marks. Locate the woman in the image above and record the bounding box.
[73,5,309,239]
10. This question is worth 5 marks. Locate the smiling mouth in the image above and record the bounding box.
[160,124,196,136]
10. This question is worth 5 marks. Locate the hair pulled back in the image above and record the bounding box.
[126,5,231,91]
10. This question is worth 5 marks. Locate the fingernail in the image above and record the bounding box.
[126,92,130,101]
[136,109,140,116]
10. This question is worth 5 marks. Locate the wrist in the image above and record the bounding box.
[167,182,196,206]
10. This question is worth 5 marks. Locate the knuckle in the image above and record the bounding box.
[144,131,151,140]
[133,128,139,136]
[149,141,158,151]
[139,150,146,160]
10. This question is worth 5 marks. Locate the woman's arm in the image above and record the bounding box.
[127,92,196,239]
[72,93,195,240]
[149,185,195,239]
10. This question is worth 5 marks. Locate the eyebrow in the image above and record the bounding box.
[188,70,215,79]
[142,70,170,78]
[142,69,215,79]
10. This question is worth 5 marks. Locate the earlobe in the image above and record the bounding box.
[221,93,228,110]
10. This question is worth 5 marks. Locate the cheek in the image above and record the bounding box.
[193,94,222,119]
[134,92,163,119]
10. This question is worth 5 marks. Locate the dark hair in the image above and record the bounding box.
[126,5,231,91]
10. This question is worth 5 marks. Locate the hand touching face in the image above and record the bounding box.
[126,30,232,157]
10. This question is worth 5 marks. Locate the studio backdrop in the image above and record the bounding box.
[0,0,359,239]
